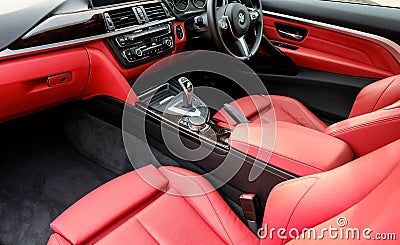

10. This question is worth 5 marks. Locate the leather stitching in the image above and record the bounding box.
[272,96,326,131]
[271,176,321,191]
[278,177,321,245]
[135,217,161,245]
[159,167,235,244]
[328,114,400,136]
[231,140,327,173]
[54,234,67,245]
[371,76,398,111]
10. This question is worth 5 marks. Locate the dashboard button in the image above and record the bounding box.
[135,48,143,57]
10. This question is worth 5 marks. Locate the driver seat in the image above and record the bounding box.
[213,74,400,156]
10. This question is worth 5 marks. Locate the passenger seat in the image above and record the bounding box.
[48,139,400,244]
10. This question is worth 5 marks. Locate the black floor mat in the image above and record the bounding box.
[0,110,117,245]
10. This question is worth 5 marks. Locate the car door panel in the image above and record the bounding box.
[263,15,400,78]
[262,0,400,44]
[255,0,400,121]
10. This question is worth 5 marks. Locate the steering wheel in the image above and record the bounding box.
[207,0,263,60]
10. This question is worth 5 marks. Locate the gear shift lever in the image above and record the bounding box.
[177,77,193,108]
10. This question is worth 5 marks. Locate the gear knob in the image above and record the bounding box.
[177,77,193,108]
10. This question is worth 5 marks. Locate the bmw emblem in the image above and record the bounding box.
[238,12,245,25]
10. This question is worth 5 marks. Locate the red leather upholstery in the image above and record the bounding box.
[265,96,327,132]
[48,140,400,244]
[263,16,400,78]
[48,234,71,245]
[326,101,400,156]
[212,94,274,129]
[263,139,400,245]
[214,75,400,159]
[49,165,257,245]
[229,122,354,176]
[213,95,327,131]
[349,75,400,118]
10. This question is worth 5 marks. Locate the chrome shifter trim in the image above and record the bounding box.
[177,77,194,108]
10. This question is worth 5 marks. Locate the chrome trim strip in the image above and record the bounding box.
[263,11,400,63]
[0,17,175,60]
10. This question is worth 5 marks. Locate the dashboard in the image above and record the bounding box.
[0,0,183,62]
[0,0,205,61]
[0,0,190,122]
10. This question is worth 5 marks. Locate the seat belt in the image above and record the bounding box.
[223,103,250,124]
[239,193,259,233]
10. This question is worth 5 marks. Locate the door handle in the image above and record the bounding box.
[275,22,308,41]
[277,30,303,41]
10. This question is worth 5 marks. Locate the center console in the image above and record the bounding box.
[107,23,174,67]
[130,77,295,210]
[137,77,231,152]
[100,1,176,68]
[130,75,356,208]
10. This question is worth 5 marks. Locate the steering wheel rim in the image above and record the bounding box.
[207,0,263,60]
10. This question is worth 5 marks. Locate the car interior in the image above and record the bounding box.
[1,0,400,244]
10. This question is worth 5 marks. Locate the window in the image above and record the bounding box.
[330,0,400,8]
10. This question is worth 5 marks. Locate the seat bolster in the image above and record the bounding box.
[261,140,400,245]
[326,103,400,157]
[50,165,169,245]
[349,74,400,118]
[158,166,259,245]
[48,234,72,245]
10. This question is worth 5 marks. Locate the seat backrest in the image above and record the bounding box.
[326,99,400,157]
[324,75,400,157]
[261,139,400,245]
[349,74,400,118]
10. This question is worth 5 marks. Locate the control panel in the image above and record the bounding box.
[107,23,174,67]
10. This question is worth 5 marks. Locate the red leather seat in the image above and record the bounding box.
[48,139,400,245]
[214,75,400,156]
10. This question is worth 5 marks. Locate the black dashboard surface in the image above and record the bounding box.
[91,0,139,7]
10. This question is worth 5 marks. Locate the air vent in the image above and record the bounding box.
[143,3,167,22]
[106,7,139,30]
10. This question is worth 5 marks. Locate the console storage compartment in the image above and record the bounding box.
[229,122,354,176]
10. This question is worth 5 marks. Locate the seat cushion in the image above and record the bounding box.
[48,165,257,245]
[213,95,327,131]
